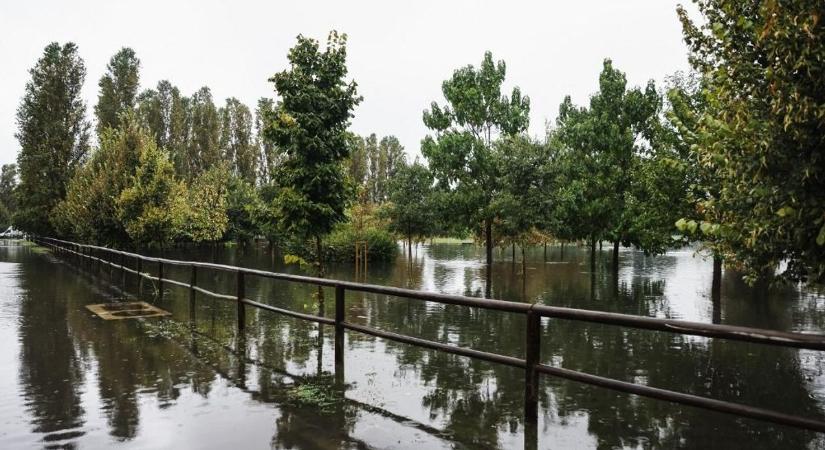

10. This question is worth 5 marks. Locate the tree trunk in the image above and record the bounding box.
[711,256,722,323]
[512,242,516,264]
[560,241,565,260]
[407,235,412,259]
[612,240,620,270]
[315,235,325,303]
[590,238,596,271]
[543,242,547,262]
[485,219,493,265]
[521,245,526,273]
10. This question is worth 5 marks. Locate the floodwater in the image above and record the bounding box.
[1,239,824,449]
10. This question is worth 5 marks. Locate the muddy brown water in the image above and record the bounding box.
[1,240,824,449]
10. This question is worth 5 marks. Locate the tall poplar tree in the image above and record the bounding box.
[421,51,530,265]
[263,31,362,270]
[95,47,140,134]
[15,42,90,235]
[219,97,256,183]
[188,87,221,177]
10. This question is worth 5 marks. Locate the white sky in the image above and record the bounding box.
[0,0,698,166]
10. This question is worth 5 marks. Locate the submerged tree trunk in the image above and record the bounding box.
[590,238,596,271]
[711,256,722,323]
[543,242,547,262]
[512,243,516,264]
[560,241,565,260]
[485,219,493,265]
[612,240,620,269]
[521,245,526,273]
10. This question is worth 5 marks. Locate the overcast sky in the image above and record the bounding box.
[0,0,698,166]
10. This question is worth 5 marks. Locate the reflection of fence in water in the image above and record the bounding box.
[36,236,825,447]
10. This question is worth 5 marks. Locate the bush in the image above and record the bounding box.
[325,224,398,262]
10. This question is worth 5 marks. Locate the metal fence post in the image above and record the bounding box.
[525,309,541,424]
[236,270,245,332]
[335,285,346,384]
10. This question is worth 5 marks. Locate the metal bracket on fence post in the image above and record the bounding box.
[158,261,164,300]
[525,307,541,424]
[335,285,345,385]
[236,270,245,332]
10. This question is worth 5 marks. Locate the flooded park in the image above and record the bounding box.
[1,239,824,449]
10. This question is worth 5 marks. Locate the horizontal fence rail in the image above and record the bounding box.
[35,236,825,435]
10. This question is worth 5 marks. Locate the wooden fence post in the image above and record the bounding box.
[335,285,345,384]
[236,270,245,332]
[136,258,143,297]
[158,261,164,300]
[189,265,197,324]
[525,309,541,424]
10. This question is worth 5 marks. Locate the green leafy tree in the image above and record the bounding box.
[15,42,91,235]
[345,132,368,187]
[554,59,667,266]
[263,31,362,271]
[0,164,18,216]
[386,161,437,256]
[677,1,825,283]
[255,98,278,184]
[183,163,229,243]
[421,51,530,265]
[188,87,221,178]
[95,47,141,134]
[52,114,146,245]
[219,98,256,183]
[225,176,262,243]
[116,143,187,248]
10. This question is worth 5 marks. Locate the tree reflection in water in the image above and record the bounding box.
[5,242,825,449]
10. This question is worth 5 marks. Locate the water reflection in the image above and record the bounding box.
[1,241,824,449]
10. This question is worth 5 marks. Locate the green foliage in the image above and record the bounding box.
[224,176,262,242]
[182,164,229,243]
[95,47,140,135]
[0,164,18,220]
[677,1,825,282]
[14,42,90,235]
[188,86,221,178]
[385,161,437,242]
[219,98,256,183]
[552,59,680,255]
[421,51,530,263]
[263,31,362,255]
[52,114,146,245]
[116,142,187,248]
[325,222,399,262]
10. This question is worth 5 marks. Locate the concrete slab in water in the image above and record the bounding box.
[85,301,170,320]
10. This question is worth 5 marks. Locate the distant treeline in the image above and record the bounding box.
[6,0,824,283]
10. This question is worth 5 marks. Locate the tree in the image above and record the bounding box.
[0,164,18,215]
[255,98,278,184]
[52,114,146,245]
[188,87,221,178]
[15,42,90,235]
[386,161,437,256]
[95,47,141,134]
[182,164,229,243]
[345,132,368,188]
[677,1,825,283]
[219,98,256,183]
[263,31,362,272]
[116,143,187,248]
[553,59,667,267]
[421,51,530,265]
